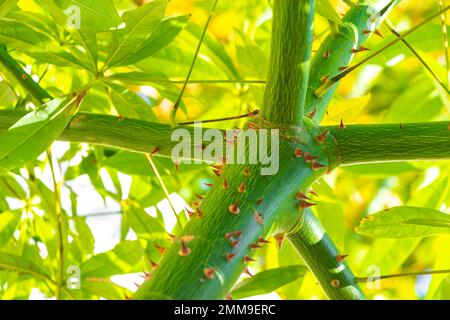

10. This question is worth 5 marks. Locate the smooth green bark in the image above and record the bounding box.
[262,0,314,126]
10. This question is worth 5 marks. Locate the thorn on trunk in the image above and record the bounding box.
[196,207,204,218]
[331,279,340,288]
[324,49,330,59]
[150,147,159,157]
[256,197,264,205]
[294,148,303,158]
[309,189,319,197]
[230,239,240,248]
[243,267,253,277]
[204,268,216,280]
[149,260,159,270]
[179,240,192,257]
[229,204,240,215]
[296,192,310,201]
[320,75,329,84]
[154,244,166,254]
[238,182,246,193]
[303,152,316,163]
[340,118,346,129]
[225,293,233,300]
[339,66,348,71]
[254,211,264,225]
[244,167,250,177]
[250,243,262,250]
[223,178,229,189]
[299,200,316,210]
[274,234,285,249]
[204,183,214,187]
[226,253,236,261]
[258,236,271,244]
[316,130,329,144]
[243,256,256,263]
[308,108,317,118]
[311,161,326,171]
[336,254,349,263]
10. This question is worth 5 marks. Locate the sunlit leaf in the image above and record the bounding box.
[80,240,144,278]
[0,251,51,281]
[231,265,308,299]
[0,210,21,247]
[316,0,343,26]
[0,97,79,170]
[105,1,167,68]
[356,206,450,239]
[121,199,166,241]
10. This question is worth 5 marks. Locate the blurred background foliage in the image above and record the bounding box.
[0,0,449,300]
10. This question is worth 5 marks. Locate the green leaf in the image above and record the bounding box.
[121,199,166,241]
[0,0,18,17]
[0,80,17,106]
[235,29,268,79]
[80,240,144,278]
[355,206,450,239]
[81,280,131,300]
[0,210,21,247]
[0,19,52,50]
[316,0,344,26]
[26,50,93,71]
[231,265,307,299]
[50,0,121,31]
[433,276,450,300]
[105,1,167,68]
[114,15,190,67]
[106,82,156,121]
[342,162,419,177]
[0,251,51,281]
[0,97,79,170]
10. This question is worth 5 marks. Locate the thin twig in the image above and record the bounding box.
[315,5,450,97]
[438,0,450,89]
[46,149,64,300]
[385,19,450,94]
[169,0,220,127]
[357,269,450,283]
[144,154,183,230]
[178,109,259,125]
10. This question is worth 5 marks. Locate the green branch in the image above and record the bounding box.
[2,111,449,165]
[330,122,450,165]
[304,0,395,122]
[0,47,52,104]
[262,0,314,126]
[288,210,364,300]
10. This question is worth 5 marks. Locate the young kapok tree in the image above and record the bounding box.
[0,0,449,300]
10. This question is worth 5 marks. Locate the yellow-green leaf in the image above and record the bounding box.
[355,206,450,239]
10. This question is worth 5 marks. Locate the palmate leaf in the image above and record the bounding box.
[0,19,53,51]
[105,1,167,68]
[46,0,121,31]
[231,265,308,299]
[433,276,450,300]
[0,252,51,281]
[106,81,156,121]
[121,199,166,241]
[114,15,190,67]
[355,206,450,239]
[40,0,99,70]
[80,240,144,278]
[0,97,79,170]
[0,210,21,247]
[316,0,344,26]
